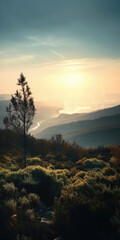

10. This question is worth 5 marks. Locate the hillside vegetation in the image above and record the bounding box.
[0,130,120,240]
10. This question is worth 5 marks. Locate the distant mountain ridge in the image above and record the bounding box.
[0,94,10,101]
[37,114,120,138]
[57,104,120,121]
[36,105,120,147]
[32,104,120,135]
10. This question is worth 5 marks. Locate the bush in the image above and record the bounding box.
[7,170,30,187]
[18,196,30,209]
[54,165,120,239]
[28,193,40,209]
[54,180,119,240]
[83,158,106,170]
[3,182,17,197]
[27,157,42,166]
[30,166,47,181]
[4,199,17,214]
[23,166,66,205]
[103,167,115,176]
[24,209,35,221]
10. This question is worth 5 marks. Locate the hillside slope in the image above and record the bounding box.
[36,114,120,147]
[34,104,120,135]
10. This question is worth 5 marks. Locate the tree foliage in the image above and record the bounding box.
[4,73,36,133]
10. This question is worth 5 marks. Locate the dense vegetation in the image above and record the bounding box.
[0,129,120,240]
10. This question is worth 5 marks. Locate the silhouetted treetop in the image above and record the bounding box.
[4,73,36,133]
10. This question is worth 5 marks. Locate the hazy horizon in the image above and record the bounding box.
[0,93,120,115]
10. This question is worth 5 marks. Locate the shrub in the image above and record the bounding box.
[24,166,65,205]
[24,209,35,220]
[83,158,106,170]
[30,166,47,181]
[0,168,10,180]
[7,170,30,187]
[4,199,17,214]
[75,171,86,179]
[3,182,17,197]
[28,193,40,209]
[103,167,115,176]
[18,196,30,209]
[27,157,42,166]
[54,183,119,240]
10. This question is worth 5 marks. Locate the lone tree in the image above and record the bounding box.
[3,73,36,167]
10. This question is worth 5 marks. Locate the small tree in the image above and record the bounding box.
[51,134,65,160]
[3,73,36,167]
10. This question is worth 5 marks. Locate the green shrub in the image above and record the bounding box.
[47,165,55,170]
[18,196,30,209]
[7,170,30,187]
[28,193,40,209]
[3,182,17,196]
[75,171,86,179]
[45,153,55,160]
[9,164,19,171]
[23,166,66,205]
[30,166,47,181]
[0,168,10,180]
[54,182,119,240]
[103,167,115,176]
[27,157,42,166]
[4,199,17,214]
[24,209,35,220]
[83,158,106,170]
[21,188,27,196]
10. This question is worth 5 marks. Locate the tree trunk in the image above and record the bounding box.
[24,116,26,168]
[24,131,26,168]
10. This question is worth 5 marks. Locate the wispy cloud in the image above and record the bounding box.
[27,36,56,47]
[49,49,65,59]
[53,58,120,71]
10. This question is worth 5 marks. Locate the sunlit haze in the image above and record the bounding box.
[0,0,120,113]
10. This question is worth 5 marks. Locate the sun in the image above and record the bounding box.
[65,73,81,86]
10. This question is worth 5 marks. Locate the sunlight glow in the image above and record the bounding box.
[0,58,120,107]
[65,73,83,86]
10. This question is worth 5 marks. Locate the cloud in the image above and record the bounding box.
[49,49,65,59]
[27,36,56,47]
[0,55,34,67]
[54,58,120,71]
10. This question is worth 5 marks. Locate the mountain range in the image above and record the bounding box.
[35,105,120,147]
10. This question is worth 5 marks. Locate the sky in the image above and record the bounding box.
[0,0,120,113]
